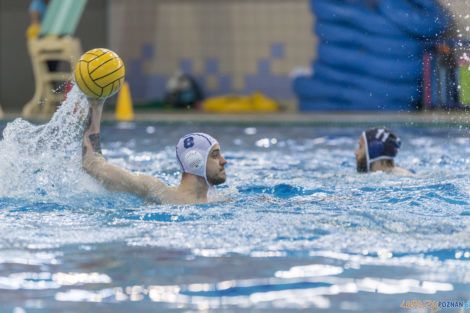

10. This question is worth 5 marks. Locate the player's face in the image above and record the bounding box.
[206,144,227,185]
[355,136,367,173]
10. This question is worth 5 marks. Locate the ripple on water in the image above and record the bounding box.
[1,101,470,310]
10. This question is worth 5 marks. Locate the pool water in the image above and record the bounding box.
[0,88,469,312]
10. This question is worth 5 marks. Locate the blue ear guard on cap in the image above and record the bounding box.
[362,128,401,172]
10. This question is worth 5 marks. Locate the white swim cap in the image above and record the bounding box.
[176,133,218,186]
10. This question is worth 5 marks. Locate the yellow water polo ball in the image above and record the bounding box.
[74,48,125,99]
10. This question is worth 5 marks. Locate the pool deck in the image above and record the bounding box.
[2,110,470,126]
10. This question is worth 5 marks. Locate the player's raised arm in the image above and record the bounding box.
[81,97,168,201]
[77,48,170,202]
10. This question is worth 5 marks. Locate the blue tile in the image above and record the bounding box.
[127,60,146,99]
[257,59,271,75]
[244,76,260,93]
[141,44,154,59]
[244,74,293,99]
[217,75,232,95]
[129,60,142,76]
[270,43,285,59]
[179,59,193,74]
[128,58,295,101]
[146,75,168,99]
[270,77,294,99]
[204,59,219,74]
[128,77,146,99]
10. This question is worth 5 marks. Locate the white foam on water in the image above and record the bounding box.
[0,85,100,200]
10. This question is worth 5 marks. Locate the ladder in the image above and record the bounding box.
[22,0,87,118]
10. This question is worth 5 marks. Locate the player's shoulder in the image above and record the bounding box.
[136,174,169,190]
[137,175,198,204]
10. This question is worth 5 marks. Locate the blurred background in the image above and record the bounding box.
[1,0,470,117]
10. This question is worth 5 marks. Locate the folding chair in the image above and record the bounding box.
[23,0,87,118]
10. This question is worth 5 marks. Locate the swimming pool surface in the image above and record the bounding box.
[0,89,469,312]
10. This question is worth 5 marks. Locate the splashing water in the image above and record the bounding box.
[1,89,470,311]
[0,85,96,200]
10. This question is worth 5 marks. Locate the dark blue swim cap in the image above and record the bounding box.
[362,128,401,171]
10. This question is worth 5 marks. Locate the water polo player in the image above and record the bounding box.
[75,48,227,204]
[354,127,412,175]
[82,98,227,204]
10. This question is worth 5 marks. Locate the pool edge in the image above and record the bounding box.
[2,111,470,127]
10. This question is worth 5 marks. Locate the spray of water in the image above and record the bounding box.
[0,85,98,200]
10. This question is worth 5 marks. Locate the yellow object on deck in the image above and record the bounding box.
[0,104,4,118]
[202,92,279,112]
[26,23,41,39]
[115,81,134,121]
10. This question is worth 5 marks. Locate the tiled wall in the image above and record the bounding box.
[109,0,315,102]
[109,0,470,103]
